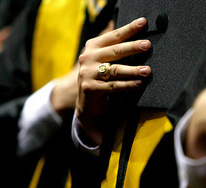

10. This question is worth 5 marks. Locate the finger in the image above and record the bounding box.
[90,17,147,48]
[96,40,151,62]
[94,79,144,93]
[108,65,151,80]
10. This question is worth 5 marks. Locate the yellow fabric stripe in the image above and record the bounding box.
[100,112,173,188]
[87,0,107,22]
[65,170,72,188]
[101,124,125,188]
[123,112,173,188]
[29,0,86,186]
[29,156,46,188]
[31,0,86,91]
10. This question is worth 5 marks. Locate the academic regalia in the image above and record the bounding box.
[0,0,41,186]
[79,0,206,187]
[0,0,116,187]
[2,0,205,187]
[0,0,28,28]
[27,0,206,187]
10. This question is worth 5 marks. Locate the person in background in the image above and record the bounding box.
[175,89,206,188]
[0,0,116,187]
[171,50,206,187]
[0,0,27,28]
[0,0,27,51]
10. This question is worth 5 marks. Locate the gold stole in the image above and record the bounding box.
[31,0,86,91]
[29,0,86,187]
[101,112,173,188]
[29,0,108,187]
[87,0,107,22]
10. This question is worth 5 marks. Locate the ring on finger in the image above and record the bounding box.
[97,63,111,81]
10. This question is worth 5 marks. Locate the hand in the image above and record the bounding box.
[186,89,206,159]
[76,17,152,145]
[50,20,114,116]
[51,64,79,116]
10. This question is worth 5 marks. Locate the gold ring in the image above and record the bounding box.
[97,63,111,80]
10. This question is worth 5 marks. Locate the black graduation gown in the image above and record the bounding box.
[0,0,117,187]
[0,0,28,28]
[0,0,41,186]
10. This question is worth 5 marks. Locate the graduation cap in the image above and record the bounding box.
[114,0,206,109]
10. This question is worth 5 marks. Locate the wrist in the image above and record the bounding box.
[76,102,114,145]
[76,108,105,145]
[51,81,77,116]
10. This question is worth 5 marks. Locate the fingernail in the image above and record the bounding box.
[135,80,142,86]
[140,41,150,49]
[136,17,145,26]
[139,67,149,76]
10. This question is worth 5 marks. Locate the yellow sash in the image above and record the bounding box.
[101,124,126,188]
[31,0,86,91]
[101,112,173,188]
[29,0,86,187]
[87,0,107,22]
[29,0,109,187]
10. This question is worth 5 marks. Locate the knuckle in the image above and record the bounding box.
[128,81,137,88]
[124,81,139,90]
[81,81,92,93]
[110,64,118,78]
[85,39,91,48]
[112,29,122,40]
[78,66,87,79]
[109,82,118,91]
[78,51,93,65]
[78,54,86,65]
[85,38,95,48]
[113,45,122,56]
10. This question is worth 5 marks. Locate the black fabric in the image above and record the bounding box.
[0,0,42,104]
[0,0,42,187]
[70,141,102,188]
[114,0,206,109]
[115,107,140,188]
[36,112,74,188]
[1,0,204,187]
[0,0,117,187]
[114,109,179,188]
[167,49,206,125]
[15,148,43,188]
[34,2,118,187]
[108,1,206,187]
[140,130,179,188]
[0,0,27,28]
[0,96,29,187]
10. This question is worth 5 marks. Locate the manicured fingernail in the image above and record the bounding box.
[140,41,150,49]
[136,17,145,26]
[139,67,149,76]
[135,80,142,86]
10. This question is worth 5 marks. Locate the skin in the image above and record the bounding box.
[50,20,115,116]
[0,26,11,52]
[75,17,152,145]
[51,64,79,116]
[186,89,206,159]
